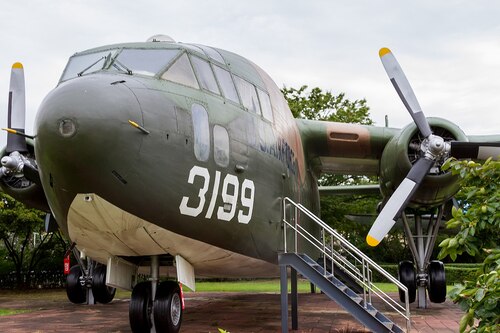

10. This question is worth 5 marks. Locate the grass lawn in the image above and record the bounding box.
[0,309,30,316]
[0,279,455,303]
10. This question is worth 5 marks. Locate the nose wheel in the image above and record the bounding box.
[154,281,183,332]
[129,282,153,332]
[129,281,183,333]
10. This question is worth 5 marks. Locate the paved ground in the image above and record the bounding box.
[0,291,464,332]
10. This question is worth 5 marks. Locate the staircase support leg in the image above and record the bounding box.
[291,267,298,330]
[280,265,288,333]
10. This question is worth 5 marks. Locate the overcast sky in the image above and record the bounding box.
[1,1,499,147]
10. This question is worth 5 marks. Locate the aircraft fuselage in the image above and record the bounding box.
[33,41,319,277]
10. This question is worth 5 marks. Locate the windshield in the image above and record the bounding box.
[60,50,115,82]
[110,49,179,76]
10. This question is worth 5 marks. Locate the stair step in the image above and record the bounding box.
[382,321,394,330]
[352,296,363,304]
[286,253,406,333]
[337,285,349,291]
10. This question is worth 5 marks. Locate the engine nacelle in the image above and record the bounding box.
[0,143,50,212]
[379,117,468,209]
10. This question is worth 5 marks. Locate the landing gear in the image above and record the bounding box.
[129,281,184,333]
[92,264,116,304]
[66,265,86,304]
[129,255,184,333]
[65,252,115,305]
[397,261,416,303]
[401,206,448,308]
[154,281,183,333]
[427,260,446,303]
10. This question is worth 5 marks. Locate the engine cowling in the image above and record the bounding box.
[379,117,468,209]
[0,143,49,212]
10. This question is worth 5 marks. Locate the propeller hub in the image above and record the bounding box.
[422,135,450,160]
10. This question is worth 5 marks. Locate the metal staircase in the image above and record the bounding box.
[279,197,411,332]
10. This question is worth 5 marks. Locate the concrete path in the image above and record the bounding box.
[0,291,464,332]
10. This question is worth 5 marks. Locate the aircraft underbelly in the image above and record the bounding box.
[67,193,278,278]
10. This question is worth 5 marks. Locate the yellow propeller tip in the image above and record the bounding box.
[2,128,16,134]
[379,48,391,57]
[128,120,139,128]
[12,62,23,69]
[366,235,380,247]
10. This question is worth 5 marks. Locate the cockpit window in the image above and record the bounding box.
[234,76,261,115]
[257,88,273,122]
[60,50,114,82]
[194,44,226,64]
[161,53,199,89]
[111,49,178,76]
[213,66,239,103]
[191,56,220,95]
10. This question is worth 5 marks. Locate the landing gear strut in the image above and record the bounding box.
[400,206,447,308]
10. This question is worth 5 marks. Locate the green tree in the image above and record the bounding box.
[282,85,409,262]
[282,85,374,187]
[438,158,499,333]
[281,85,373,124]
[0,193,66,288]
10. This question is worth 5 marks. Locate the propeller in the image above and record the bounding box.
[6,62,28,153]
[367,48,500,247]
[0,62,41,185]
[379,48,432,138]
[450,142,500,160]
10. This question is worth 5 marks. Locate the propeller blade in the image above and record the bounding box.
[366,158,434,246]
[450,142,500,160]
[7,62,28,153]
[379,48,432,138]
[23,162,41,185]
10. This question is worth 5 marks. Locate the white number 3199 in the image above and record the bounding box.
[179,166,255,224]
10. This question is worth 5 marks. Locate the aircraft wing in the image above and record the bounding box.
[318,185,380,196]
[296,118,398,176]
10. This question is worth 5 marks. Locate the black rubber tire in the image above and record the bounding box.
[92,264,116,304]
[398,260,416,303]
[66,265,86,304]
[129,282,153,333]
[154,281,183,333]
[428,260,446,303]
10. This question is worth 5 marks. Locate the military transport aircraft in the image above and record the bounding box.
[1,35,499,332]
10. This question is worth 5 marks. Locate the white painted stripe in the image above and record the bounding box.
[478,146,500,160]
[381,52,422,114]
[369,178,416,242]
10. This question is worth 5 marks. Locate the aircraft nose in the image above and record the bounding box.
[34,74,144,190]
[36,75,143,140]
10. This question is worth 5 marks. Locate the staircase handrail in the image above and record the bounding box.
[282,197,411,332]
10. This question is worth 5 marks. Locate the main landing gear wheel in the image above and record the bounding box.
[66,265,86,304]
[129,281,153,333]
[398,260,416,303]
[92,264,116,304]
[428,260,446,303]
[154,281,183,333]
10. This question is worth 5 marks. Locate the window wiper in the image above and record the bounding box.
[77,56,106,77]
[112,59,133,75]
